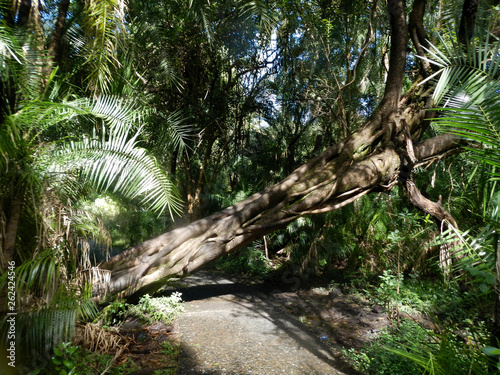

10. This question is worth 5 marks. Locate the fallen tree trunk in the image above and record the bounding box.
[100,0,465,299]
[101,126,464,299]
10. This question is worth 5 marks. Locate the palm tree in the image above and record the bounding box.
[0,1,184,360]
[411,5,500,351]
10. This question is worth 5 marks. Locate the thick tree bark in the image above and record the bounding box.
[100,0,465,299]
[48,0,70,65]
[101,130,463,299]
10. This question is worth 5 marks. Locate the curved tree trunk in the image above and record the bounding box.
[101,130,463,299]
[100,0,465,300]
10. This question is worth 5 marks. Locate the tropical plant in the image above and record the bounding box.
[0,93,184,357]
[50,342,79,375]
[81,0,129,95]
[0,2,186,364]
[124,0,277,219]
[385,322,492,375]
[343,315,493,375]
[342,320,426,375]
[125,292,185,325]
[425,11,500,284]
[380,5,500,368]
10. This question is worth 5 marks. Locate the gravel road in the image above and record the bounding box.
[172,271,357,375]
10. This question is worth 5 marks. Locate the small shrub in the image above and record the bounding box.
[71,348,139,375]
[50,342,78,375]
[343,319,493,375]
[160,341,181,357]
[342,320,425,375]
[388,320,492,374]
[212,246,271,277]
[127,292,185,324]
[98,300,129,326]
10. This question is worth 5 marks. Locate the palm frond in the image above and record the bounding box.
[240,0,278,36]
[420,33,500,105]
[82,0,129,94]
[90,95,145,131]
[437,0,463,30]
[16,308,76,355]
[148,110,195,163]
[0,248,98,355]
[0,247,61,302]
[187,0,216,43]
[422,25,500,184]
[157,58,185,92]
[0,23,23,64]
[432,99,500,179]
[11,290,97,356]
[0,117,22,173]
[55,126,183,217]
[9,95,145,149]
[433,223,496,291]
[0,22,52,103]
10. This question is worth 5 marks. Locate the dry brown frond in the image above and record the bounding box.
[74,323,131,355]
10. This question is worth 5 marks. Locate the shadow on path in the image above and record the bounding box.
[161,271,360,375]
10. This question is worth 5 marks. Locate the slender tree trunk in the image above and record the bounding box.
[16,0,32,28]
[409,0,432,76]
[48,0,70,66]
[187,135,217,220]
[1,185,24,271]
[458,0,479,44]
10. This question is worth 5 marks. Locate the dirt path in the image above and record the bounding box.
[171,272,361,375]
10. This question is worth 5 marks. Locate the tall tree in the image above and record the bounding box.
[124,0,277,220]
[100,0,469,299]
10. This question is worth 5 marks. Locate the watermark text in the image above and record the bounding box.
[5,260,16,368]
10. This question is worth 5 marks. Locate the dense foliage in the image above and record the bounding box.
[1,0,500,373]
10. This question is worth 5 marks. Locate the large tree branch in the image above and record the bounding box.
[405,180,457,227]
[414,134,467,163]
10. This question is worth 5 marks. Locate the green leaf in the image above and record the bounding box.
[482,346,500,357]
[478,283,490,294]
[47,96,183,217]
[52,357,62,365]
